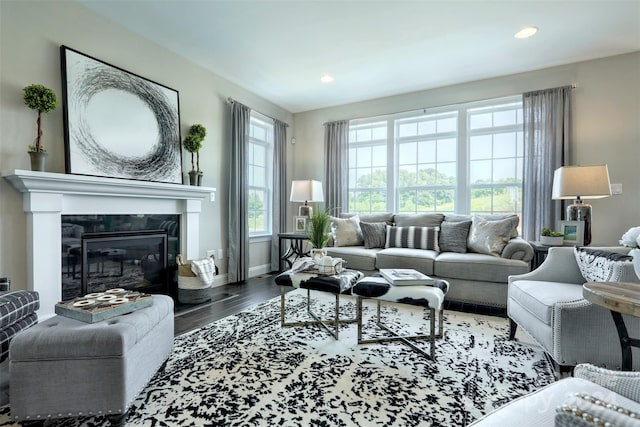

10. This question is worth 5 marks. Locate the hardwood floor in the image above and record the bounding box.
[173,273,287,335]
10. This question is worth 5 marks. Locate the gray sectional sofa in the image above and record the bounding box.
[325,212,533,308]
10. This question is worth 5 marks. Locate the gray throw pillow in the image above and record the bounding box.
[439,220,472,253]
[467,216,519,256]
[331,215,364,247]
[360,222,387,249]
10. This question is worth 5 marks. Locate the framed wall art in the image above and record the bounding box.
[60,46,182,183]
[559,220,585,246]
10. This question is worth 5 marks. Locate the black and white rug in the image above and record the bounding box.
[0,290,554,426]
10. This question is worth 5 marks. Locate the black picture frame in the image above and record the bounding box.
[60,46,182,184]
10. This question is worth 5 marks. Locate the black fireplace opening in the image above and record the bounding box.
[61,214,180,301]
[79,230,168,297]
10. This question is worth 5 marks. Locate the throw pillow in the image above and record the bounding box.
[385,226,440,251]
[467,215,519,256]
[393,213,445,228]
[439,220,472,253]
[331,215,363,247]
[555,393,640,427]
[574,247,639,282]
[360,222,387,249]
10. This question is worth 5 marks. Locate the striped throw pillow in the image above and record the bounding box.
[385,226,440,251]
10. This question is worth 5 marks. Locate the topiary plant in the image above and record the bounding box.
[23,84,58,153]
[182,124,206,172]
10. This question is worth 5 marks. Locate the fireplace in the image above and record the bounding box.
[5,169,216,319]
[61,214,179,301]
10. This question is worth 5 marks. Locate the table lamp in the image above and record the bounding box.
[290,180,324,218]
[552,164,611,245]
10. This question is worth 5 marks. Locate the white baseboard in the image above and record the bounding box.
[208,263,272,287]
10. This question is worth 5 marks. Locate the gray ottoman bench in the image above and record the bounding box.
[352,276,449,359]
[9,294,174,426]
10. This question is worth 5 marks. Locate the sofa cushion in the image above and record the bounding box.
[325,246,379,271]
[439,220,472,253]
[574,247,639,283]
[340,212,394,225]
[508,280,584,326]
[385,226,439,251]
[393,213,444,227]
[467,215,519,256]
[331,215,363,247]
[360,222,387,249]
[435,252,529,283]
[375,248,437,275]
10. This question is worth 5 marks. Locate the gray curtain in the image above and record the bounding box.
[228,101,251,282]
[522,85,572,241]
[270,119,288,272]
[324,120,349,213]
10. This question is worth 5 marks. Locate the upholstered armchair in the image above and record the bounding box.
[507,246,640,372]
[470,364,640,426]
[0,290,39,363]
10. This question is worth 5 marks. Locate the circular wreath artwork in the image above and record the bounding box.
[64,48,181,183]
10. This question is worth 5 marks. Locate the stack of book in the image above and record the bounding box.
[379,269,435,286]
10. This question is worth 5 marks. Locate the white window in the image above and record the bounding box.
[248,112,273,236]
[347,96,523,218]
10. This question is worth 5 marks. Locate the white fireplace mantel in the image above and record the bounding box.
[4,169,216,319]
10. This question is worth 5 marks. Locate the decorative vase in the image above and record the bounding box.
[28,151,47,171]
[188,170,197,186]
[310,247,327,262]
[630,249,640,280]
[197,171,203,186]
[540,235,563,246]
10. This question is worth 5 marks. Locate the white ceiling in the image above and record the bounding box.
[79,0,640,113]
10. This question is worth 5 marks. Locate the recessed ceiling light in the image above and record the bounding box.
[320,74,334,83]
[515,26,538,39]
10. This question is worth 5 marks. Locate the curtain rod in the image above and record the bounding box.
[321,83,577,125]
[226,97,289,127]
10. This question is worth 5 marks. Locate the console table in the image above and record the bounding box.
[277,233,309,272]
[583,281,640,371]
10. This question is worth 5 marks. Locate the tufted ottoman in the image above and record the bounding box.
[9,294,174,426]
[352,276,449,359]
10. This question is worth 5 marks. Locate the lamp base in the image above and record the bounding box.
[566,200,591,246]
[299,204,313,218]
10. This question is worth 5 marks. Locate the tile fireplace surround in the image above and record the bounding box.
[4,170,216,319]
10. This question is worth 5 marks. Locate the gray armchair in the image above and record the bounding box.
[0,290,39,363]
[507,246,640,372]
[470,364,640,426]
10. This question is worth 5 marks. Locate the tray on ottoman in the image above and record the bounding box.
[55,289,153,323]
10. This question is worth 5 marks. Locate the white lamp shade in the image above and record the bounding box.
[551,165,611,200]
[289,180,324,203]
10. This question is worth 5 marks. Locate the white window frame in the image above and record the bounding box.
[248,111,274,238]
[347,95,523,217]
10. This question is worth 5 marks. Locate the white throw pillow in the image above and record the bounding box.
[467,216,519,256]
[331,215,363,247]
[574,248,639,283]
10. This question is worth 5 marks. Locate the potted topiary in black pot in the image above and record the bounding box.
[23,84,58,171]
[183,124,206,185]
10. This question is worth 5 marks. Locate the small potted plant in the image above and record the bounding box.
[183,124,206,185]
[308,208,331,260]
[540,227,564,246]
[23,84,58,171]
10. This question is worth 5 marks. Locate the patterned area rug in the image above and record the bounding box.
[0,289,554,426]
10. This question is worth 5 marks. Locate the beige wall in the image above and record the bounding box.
[0,0,292,289]
[292,52,640,245]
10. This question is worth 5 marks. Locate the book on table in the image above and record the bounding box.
[379,269,435,286]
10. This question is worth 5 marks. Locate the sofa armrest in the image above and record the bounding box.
[508,246,585,285]
[501,237,533,262]
[574,363,640,403]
